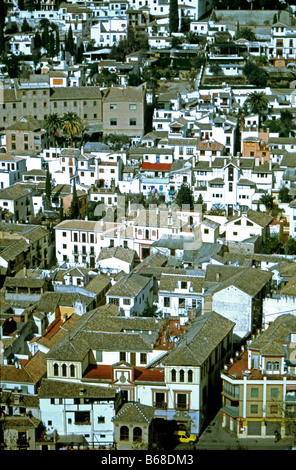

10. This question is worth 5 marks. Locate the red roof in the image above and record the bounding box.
[141,162,172,171]
[83,364,165,383]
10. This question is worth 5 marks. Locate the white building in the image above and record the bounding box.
[0,153,27,189]
[106,273,154,317]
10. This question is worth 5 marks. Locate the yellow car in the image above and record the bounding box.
[174,430,197,444]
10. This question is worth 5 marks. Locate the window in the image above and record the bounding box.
[110,104,117,110]
[123,299,131,305]
[120,351,126,362]
[251,388,258,397]
[171,369,176,382]
[129,104,137,110]
[155,392,166,409]
[176,393,187,409]
[70,364,75,377]
[271,388,279,398]
[133,427,142,442]
[251,404,258,413]
[188,370,193,383]
[96,350,103,362]
[120,426,129,441]
[62,364,67,377]
[179,369,185,382]
[110,118,117,126]
[179,298,185,308]
[53,363,59,376]
[164,297,170,307]
[75,411,90,425]
[130,118,136,126]
[140,353,147,364]
[98,416,105,424]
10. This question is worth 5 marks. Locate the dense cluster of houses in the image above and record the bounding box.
[1,0,296,452]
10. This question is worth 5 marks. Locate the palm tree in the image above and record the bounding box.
[61,112,84,147]
[44,113,63,148]
[235,27,256,42]
[244,91,268,128]
[260,193,274,213]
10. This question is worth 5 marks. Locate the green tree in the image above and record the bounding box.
[245,91,268,116]
[21,18,32,33]
[103,133,131,150]
[235,27,256,41]
[2,54,21,79]
[284,237,296,255]
[245,91,268,127]
[243,60,267,87]
[45,168,52,209]
[169,0,179,33]
[279,110,295,136]
[262,235,283,254]
[260,193,275,213]
[33,30,42,51]
[68,180,79,219]
[278,186,292,203]
[24,0,39,12]
[44,113,63,147]
[209,62,221,75]
[62,112,84,147]
[65,25,75,56]
[176,183,194,210]
[140,300,159,318]
[127,72,143,86]
[55,30,60,57]
[89,67,119,86]
[59,199,64,221]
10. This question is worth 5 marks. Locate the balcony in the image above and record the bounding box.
[154,402,168,410]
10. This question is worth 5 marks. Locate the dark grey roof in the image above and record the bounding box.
[162,311,235,366]
[38,378,117,399]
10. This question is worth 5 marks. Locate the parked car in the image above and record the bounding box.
[174,430,197,444]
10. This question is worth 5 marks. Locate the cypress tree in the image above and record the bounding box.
[45,168,52,209]
[169,0,179,34]
[66,25,75,56]
[69,181,79,219]
[55,30,60,56]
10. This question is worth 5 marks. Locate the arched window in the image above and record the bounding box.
[273,361,280,371]
[133,427,142,442]
[62,364,67,377]
[53,363,59,376]
[266,361,272,371]
[120,426,129,441]
[70,364,75,377]
[188,370,193,383]
[171,369,176,382]
[179,369,185,383]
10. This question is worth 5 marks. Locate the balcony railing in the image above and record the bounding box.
[154,402,168,410]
